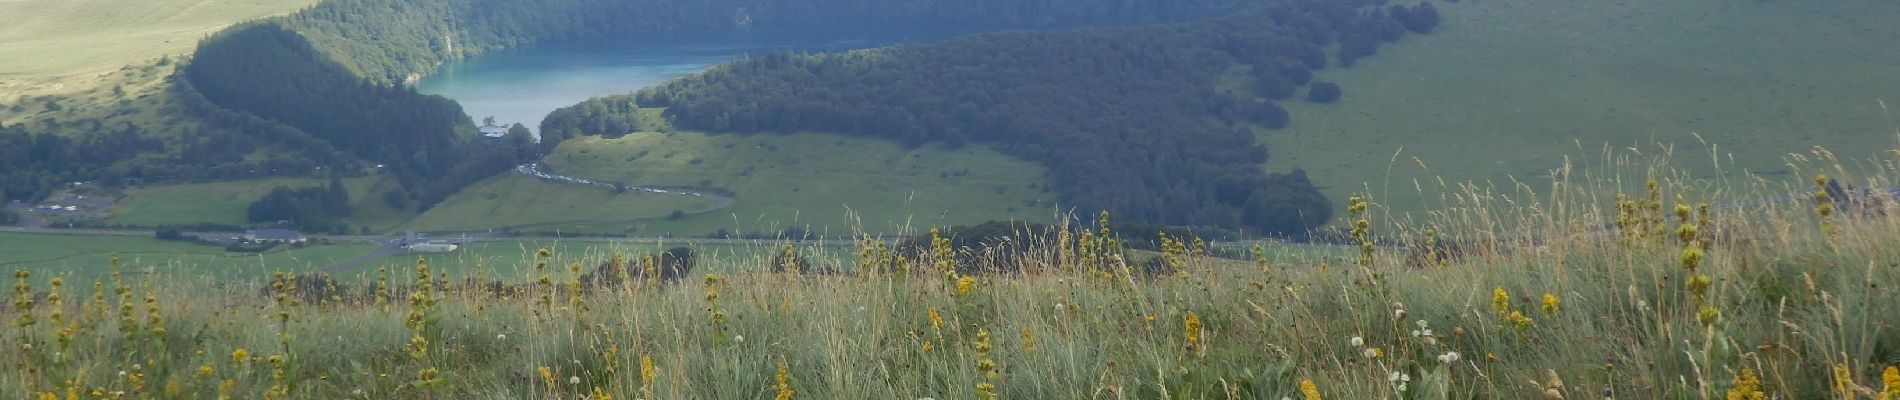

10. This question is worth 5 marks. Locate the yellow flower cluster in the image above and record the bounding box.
[1299,378,1321,400]
[1183,312,1202,351]
[774,360,794,400]
[1724,367,1763,400]
[1879,365,1900,400]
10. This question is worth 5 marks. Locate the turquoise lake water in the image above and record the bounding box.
[416,25,980,135]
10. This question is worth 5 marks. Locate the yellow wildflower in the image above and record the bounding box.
[927,307,944,330]
[1299,378,1321,400]
[774,360,794,400]
[955,276,975,296]
[640,355,657,387]
[1540,293,1559,314]
[1881,365,1899,400]
[538,366,555,387]
[1492,287,1510,317]
[198,364,215,377]
[1725,367,1763,400]
[231,348,249,364]
[1184,312,1203,350]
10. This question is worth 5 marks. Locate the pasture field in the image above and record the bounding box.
[105,176,411,232]
[403,174,718,234]
[540,129,1055,237]
[0,231,375,284]
[1268,0,1900,221]
[0,0,319,95]
[2,149,1895,399]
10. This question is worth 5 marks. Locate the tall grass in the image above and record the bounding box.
[4,146,1898,399]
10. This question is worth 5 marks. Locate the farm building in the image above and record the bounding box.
[244,229,308,244]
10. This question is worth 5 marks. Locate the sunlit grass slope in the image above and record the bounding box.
[1267,0,1900,221]
[0,0,318,95]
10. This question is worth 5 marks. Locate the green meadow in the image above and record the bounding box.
[0,232,374,284]
[1269,0,1900,221]
[534,129,1054,237]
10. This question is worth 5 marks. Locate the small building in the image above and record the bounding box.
[408,242,460,253]
[244,229,308,244]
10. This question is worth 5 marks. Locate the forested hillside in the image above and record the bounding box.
[554,1,1443,234]
[282,0,1267,84]
[185,23,539,210]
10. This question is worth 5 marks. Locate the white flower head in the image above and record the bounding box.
[497,333,507,340]
[735,335,745,343]
[1350,336,1365,347]
[569,376,581,385]
[1437,351,1462,364]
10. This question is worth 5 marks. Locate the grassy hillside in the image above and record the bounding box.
[404,174,718,234]
[536,129,1054,237]
[0,0,318,95]
[3,149,1895,398]
[1267,0,1900,221]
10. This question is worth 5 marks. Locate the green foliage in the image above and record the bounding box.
[617,2,1433,234]
[185,23,540,210]
[245,177,354,233]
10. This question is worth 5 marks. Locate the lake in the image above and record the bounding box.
[417,25,983,137]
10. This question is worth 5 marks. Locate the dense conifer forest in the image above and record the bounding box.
[554,1,1442,234]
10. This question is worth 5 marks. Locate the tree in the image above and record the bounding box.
[484,116,497,127]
